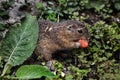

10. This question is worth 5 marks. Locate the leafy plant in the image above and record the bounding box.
[0,14,54,79]
[65,66,89,80]
[0,14,38,76]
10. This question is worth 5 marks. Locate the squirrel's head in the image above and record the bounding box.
[54,20,90,43]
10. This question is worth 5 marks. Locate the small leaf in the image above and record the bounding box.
[86,1,105,11]
[36,2,44,9]
[15,65,54,79]
[112,35,120,39]
[115,2,120,10]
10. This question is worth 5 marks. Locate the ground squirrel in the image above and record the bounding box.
[35,20,90,61]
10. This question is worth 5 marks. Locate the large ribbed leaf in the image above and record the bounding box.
[0,15,38,66]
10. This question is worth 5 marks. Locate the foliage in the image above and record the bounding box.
[65,66,90,80]
[78,21,120,79]
[0,14,54,79]
[35,0,120,21]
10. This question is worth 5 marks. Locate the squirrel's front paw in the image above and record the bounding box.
[75,42,81,48]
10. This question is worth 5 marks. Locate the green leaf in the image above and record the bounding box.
[15,65,54,79]
[112,35,120,39]
[114,2,120,10]
[58,0,66,5]
[36,2,44,9]
[86,1,105,11]
[0,14,38,76]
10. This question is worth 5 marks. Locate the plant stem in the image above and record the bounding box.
[1,64,10,77]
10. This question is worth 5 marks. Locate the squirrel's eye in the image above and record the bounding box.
[67,25,73,30]
[78,30,83,33]
[67,26,72,30]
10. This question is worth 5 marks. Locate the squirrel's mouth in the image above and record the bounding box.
[72,38,89,42]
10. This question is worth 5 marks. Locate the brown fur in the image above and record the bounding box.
[35,20,90,61]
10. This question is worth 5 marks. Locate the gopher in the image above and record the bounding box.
[35,20,90,61]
